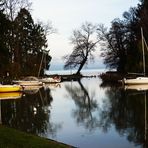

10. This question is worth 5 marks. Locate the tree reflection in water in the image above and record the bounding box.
[65,79,148,147]
[100,85,148,147]
[1,87,61,137]
[1,78,148,147]
[65,80,100,132]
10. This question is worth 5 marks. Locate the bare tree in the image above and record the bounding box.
[64,22,101,75]
[37,20,57,37]
[2,0,31,21]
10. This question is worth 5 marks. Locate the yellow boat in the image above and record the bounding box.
[0,85,22,92]
[0,92,22,100]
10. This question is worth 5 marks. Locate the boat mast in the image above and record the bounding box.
[141,28,145,76]
[38,52,45,78]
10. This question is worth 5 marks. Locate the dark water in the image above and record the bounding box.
[0,77,147,148]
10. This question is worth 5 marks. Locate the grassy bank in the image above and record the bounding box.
[0,125,74,148]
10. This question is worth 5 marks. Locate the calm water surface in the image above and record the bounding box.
[0,72,147,148]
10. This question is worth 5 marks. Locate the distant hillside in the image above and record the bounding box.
[49,59,105,71]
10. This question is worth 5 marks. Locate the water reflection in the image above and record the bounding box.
[0,92,22,100]
[100,84,148,147]
[0,78,148,148]
[64,79,148,147]
[65,80,99,132]
[0,86,61,137]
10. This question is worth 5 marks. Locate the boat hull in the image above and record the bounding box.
[123,77,148,85]
[13,81,43,86]
[40,77,61,83]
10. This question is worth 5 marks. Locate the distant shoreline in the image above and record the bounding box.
[45,68,107,76]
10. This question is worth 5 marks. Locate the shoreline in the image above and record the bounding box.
[0,125,76,148]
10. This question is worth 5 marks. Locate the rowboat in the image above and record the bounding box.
[0,85,22,92]
[0,92,22,100]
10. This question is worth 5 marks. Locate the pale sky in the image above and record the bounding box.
[32,0,139,68]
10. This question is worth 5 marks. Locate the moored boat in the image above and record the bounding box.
[13,80,43,86]
[0,85,22,92]
[40,76,61,83]
[13,76,43,86]
[122,28,148,85]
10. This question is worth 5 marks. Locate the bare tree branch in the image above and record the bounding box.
[63,22,101,74]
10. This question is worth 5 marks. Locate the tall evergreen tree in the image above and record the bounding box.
[13,8,51,76]
[0,5,11,76]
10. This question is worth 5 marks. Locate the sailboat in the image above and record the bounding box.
[38,51,61,83]
[123,28,148,85]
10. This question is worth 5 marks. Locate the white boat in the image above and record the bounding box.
[13,80,43,86]
[123,77,148,85]
[123,28,148,85]
[13,76,43,86]
[40,76,61,83]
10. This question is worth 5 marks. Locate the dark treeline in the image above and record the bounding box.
[0,0,52,78]
[101,0,148,74]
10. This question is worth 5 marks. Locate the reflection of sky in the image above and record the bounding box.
[47,78,138,148]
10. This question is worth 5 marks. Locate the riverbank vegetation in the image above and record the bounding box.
[99,0,148,75]
[0,125,73,148]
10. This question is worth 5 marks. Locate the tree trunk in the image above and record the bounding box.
[76,58,87,75]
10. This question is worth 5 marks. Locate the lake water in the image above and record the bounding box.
[45,68,107,76]
[0,69,147,148]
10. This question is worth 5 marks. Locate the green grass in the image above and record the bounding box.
[0,125,73,148]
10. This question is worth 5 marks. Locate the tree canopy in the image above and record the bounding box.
[64,22,100,74]
[100,0,148,74]
[0,0,53,78]
[0,8,10,75]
